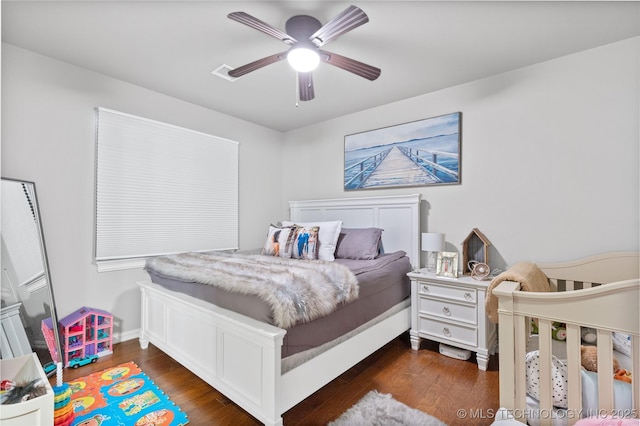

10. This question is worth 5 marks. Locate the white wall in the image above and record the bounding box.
[3,37,638,343]
[1,43,285,341]
[282,37,640,268]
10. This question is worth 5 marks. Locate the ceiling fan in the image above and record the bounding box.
[227,5,381,101]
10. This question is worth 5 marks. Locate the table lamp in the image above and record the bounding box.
[422,232,445,272]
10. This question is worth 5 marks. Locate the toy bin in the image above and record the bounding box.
[0,353,54,425]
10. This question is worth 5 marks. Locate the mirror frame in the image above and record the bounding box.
[1,177,63,368]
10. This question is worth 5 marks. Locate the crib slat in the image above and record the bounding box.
[565,324,582,425]
[498,295,516,411]
[496,281,527,422]
[514,315,527,419]
[596,330,614,412]
[632,335,639,413]
[538,319,553,426]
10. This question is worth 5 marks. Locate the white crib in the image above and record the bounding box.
[492,252,639,425]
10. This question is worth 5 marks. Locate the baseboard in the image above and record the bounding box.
[114,328,140,344]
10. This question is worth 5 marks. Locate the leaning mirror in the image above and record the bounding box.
[1,178,62,373]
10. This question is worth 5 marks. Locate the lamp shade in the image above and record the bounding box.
[422,232,444,252]
[287,47,320,72]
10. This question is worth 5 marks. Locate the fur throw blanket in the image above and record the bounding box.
[485,261,550,324]
[145,252,359,328]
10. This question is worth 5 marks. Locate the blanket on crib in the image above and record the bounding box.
[145,251,359,328]
[485,261,550,323]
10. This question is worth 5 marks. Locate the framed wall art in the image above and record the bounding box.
[436,252,459,278]
[344,112,461,190]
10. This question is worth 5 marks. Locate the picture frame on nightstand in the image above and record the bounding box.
[436,252,458,278]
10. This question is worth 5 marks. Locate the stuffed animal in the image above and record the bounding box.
[581,327,597,344]
[580,345,620,373]
[614,369,632,384]
[0,380,47,404]
[530,320,567,341]
[552,323,567,341]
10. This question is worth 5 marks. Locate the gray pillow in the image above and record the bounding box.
[335,227,383,260]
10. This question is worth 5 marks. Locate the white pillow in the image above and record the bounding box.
[281,220,342,261]
[525,350,569,408]
[612,332,632,357]
[581,369,632,416]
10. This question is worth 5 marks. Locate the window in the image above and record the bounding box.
[94,108,238,271]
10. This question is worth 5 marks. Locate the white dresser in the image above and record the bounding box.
[407,271,497,370]
[1,303,32,359]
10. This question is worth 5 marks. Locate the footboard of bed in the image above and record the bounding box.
[494,278,640,425]
[139,281,287,426]
[138,280,412,425]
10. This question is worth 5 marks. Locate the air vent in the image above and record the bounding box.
[211,64,239,82]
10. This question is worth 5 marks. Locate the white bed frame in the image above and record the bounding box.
[138,194,421,425]
[493,252,640,425]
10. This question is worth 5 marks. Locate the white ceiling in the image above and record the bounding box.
[2,1,639,132]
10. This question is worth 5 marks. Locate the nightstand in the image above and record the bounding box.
[407,270,497,370]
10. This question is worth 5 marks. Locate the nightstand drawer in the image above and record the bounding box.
[419,298,477,325]
[418,282,476,303]
[419,316,477,347]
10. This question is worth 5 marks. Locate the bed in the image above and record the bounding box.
[490,252,639,426]
[137,194,421,426]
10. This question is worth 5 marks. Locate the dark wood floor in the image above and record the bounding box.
[54,334,500,425]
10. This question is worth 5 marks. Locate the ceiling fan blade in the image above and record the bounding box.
[310,5,369,47]
[320,50,381,81]
[228,11,296,44]
[228,52,287,78]
[298,72,315,101]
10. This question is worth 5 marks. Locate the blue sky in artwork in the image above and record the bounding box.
[345,112,460,151]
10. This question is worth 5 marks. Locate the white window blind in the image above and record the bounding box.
[95,108,238,270]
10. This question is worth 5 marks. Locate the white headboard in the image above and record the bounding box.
[289,194,421,270]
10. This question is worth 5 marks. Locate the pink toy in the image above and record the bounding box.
[42,318,61,363]
[575,418,640,425]
[42,306,113,367]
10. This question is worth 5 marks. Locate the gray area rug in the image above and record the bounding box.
[328,390,448,426]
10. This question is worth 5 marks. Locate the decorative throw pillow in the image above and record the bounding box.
[262,225,298,258]
[291,226,320,260]
[612,332,631,357]
[281,220,342,261]
[335,227,383,260]
[525,350,569,408]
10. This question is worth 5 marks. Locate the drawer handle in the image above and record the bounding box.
[421,285,429,293]
[443,327,451,337]
[464,292,473,301]
[442,306,451,316]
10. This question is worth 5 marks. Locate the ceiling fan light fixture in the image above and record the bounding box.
[287,47,320,72]
[228,6,379,101]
